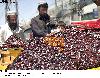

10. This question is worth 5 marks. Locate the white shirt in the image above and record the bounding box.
[0,23,22,44]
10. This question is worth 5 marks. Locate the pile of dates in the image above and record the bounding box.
[6,27,100,70]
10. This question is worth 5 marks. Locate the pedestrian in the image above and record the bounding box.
[93,0,100,18]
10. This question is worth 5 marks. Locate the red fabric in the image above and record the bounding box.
[71,19,100,29]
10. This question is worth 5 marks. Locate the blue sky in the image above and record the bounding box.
[0,0,54,25]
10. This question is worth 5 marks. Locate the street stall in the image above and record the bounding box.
[1,25,100,70]
[0,0,100,70]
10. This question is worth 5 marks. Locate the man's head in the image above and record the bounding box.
[93,0,100,6]
[38,3,48,15]
[57,21,66,32]
[38,3,50,22]
[57,21,66,28]
[7,11,17,31]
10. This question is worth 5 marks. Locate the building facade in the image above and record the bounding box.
[48,0,73,25]
[48,0,98,24]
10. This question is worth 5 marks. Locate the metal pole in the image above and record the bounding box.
[5,0,11,23]
[61,0,63,11]
[5,3,8,23]
[69,0,73,21]
[55,0,58,10]
[55,0,58,22]
[15,0,19,28]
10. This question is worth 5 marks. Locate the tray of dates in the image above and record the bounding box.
[1,26,100,70]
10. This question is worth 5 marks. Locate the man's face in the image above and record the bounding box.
[57,25,65,32]
[8,15,17,30]
[39,7,48,15]
[93,0,100,6]
[39,7,50,22]
[9,15,17,23]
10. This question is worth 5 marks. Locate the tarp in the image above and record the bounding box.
[71,19,100,29]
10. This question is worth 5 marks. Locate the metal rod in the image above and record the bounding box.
[15,0,19,29]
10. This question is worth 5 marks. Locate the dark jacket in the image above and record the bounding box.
[31,15,48,37]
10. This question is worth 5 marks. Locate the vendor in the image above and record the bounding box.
[31,2,54,37]
[0,11,25,44]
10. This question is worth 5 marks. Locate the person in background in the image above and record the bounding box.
[0,11,25,44]
[93,0,100,19]
[31,2,53,37]
[57,21,66,32]
[51,21,66,34]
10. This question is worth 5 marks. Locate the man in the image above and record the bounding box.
[31,3,51,37]
[0,11,25,44]
[93,0,100,18]
[56,21,66,32]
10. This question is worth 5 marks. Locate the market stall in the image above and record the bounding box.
[0,27,99,70]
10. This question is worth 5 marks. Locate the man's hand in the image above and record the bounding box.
[93,0,100,6]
